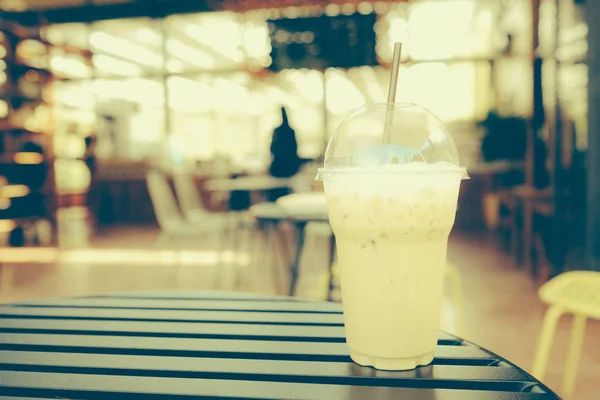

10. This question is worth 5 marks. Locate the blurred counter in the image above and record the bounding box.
[90,160,154,225]
[90,161,222,226]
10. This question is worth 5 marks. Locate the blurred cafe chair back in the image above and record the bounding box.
[173,172,209,223]
[147,170,233,255]
[146,170,186,234]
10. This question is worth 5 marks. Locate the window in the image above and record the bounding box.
[44,0,539,165]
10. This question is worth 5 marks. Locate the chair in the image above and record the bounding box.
[532,271,600,398]
[172,172,212,224]
[174,172,251,230]
[146,170,231,249]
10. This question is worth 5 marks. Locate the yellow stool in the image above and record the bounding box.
[532,271,600,398]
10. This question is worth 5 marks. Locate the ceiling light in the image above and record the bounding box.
[50,55,91,79]
[0,100,8,118]
[0,184,30,199]
[93,54,142,76]
[324,4,340,16]
[135,27,161,44]
[167,39,215,68]
[90,31,162,68]
[0,0,27,12]
[357,2,374,15]
[0,219,15,232]
[14,152,44,165]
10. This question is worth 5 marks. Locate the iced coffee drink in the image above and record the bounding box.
[318,104,465,370]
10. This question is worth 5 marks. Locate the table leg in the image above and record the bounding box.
[523,201,533,272]
[268,221,284,294]
[532,306,563,380]
[563,314,586,397]
[289,222,307,297]
[327,234,336,301]
[509,202,521,264]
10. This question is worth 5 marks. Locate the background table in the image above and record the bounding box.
[0,290,558,399]
[205,175,293,192]
[252,193,331,297]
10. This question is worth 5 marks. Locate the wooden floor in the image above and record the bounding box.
[0,224,598,399]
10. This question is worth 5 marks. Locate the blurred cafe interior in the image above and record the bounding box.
[0,0,598,397]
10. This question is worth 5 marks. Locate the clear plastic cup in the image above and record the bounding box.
[317,103,467,370]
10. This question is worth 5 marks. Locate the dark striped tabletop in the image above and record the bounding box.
[0,291,559,399]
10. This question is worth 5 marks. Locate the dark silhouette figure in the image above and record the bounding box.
[269,107,302,179]
[266,107,302,202]
[84,135,99,217]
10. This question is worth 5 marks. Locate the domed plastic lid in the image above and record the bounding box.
[317,103,468,180]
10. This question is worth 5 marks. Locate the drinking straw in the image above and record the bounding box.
[383,42,403,144]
